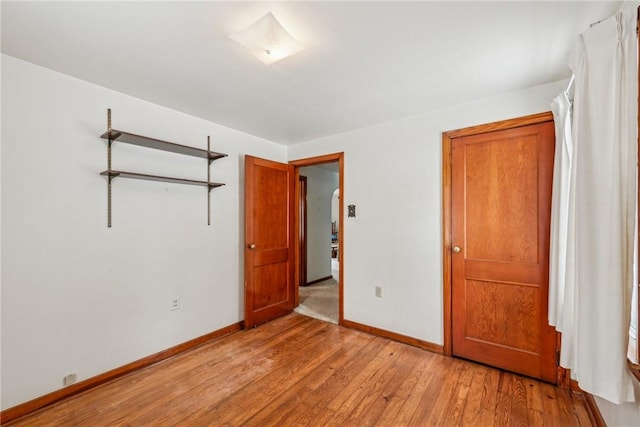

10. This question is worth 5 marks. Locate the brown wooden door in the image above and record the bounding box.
[451,121,557,383]
[244,156,295,328]
[298,175,308,288]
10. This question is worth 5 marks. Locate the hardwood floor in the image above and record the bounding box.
[6,313,594,426]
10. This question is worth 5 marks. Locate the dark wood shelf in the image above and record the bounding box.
[101,129,227,162]
[100,109,226,227]
[100,170,224,190]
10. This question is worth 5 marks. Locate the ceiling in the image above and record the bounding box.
[1,1,622,145]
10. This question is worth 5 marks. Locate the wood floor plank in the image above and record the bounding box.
[250,331,373,426]
[426,361,469,426]
[460,364,494,427]
[375,351,436,426]
[405,356,458,425]
[315,340,403,424]
[510,375,530,427]
[284,336,390,427]
[136,317,331,425]
[391,354,442,426]
[554,388,585,427]
[247,330,376,426]
[5,314,595,427]
[495,371,515,426]
[481,365,501,412]
[571,392,596,426]
[151,316,317,416]
[525,375,546,426]
[341,342,419,425]
[440,359,476,427]
[541,381,565,425]
[190,324,348,425]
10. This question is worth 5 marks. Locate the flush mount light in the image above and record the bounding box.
[230,12,304,65]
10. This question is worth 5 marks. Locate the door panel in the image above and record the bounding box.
[451,121,557,383]
[464,135,539,264]
[465,280,540,353]
[244,156,295,328]
[253,264,288,308]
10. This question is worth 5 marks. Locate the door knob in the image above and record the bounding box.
[248,244,256,249]
[453,246,461,253]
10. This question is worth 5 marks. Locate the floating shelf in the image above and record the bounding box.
[100,109,227,227]
[100,170,225,189]
[100,129,227,161]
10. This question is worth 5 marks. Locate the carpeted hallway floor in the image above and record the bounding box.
[295,278,339,324]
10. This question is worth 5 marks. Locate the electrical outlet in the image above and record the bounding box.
[63,373,77,386]
[171,298,180,311]
[375,286,382,298]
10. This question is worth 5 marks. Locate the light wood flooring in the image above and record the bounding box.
[6,313,594,426]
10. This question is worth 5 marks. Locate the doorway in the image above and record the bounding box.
[442,113,558,383]
[290,153,344,325]
[331,188,340,282]
[298,175,308,289]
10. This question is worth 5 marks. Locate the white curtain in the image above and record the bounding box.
[549,89,573,332]
[549,10,638,404]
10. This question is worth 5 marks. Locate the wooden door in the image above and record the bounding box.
[450,120,557,383]
[298,175,308,288]
[244,156,295,328]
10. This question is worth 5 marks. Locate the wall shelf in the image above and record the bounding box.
[100,170,225,189]
[100,109,227,227]
[100,129,227,161]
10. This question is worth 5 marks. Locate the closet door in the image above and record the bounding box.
[450,120,557,383]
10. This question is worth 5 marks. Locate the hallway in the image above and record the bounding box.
[295,277,338,324]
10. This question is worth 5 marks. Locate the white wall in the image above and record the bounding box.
[299,166,338,282]
[288,79,569,344]
[0,54,286,409]
[596,393,640,427]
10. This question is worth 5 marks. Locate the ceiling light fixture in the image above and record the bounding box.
[230,12,304,65]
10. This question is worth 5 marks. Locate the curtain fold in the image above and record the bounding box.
[550,10,638,404]
[549,90,573,333]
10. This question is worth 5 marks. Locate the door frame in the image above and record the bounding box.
[290,152,345,324]
[442,112,555,358]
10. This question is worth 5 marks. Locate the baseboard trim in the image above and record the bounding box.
[341,319,444,354]
[0,321,243,425]
[583,392,607,427]
[302,275,333,286]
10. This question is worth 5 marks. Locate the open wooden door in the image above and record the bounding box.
[448,116,557,383]
[298,175,308,289]
[244,156,295,328]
